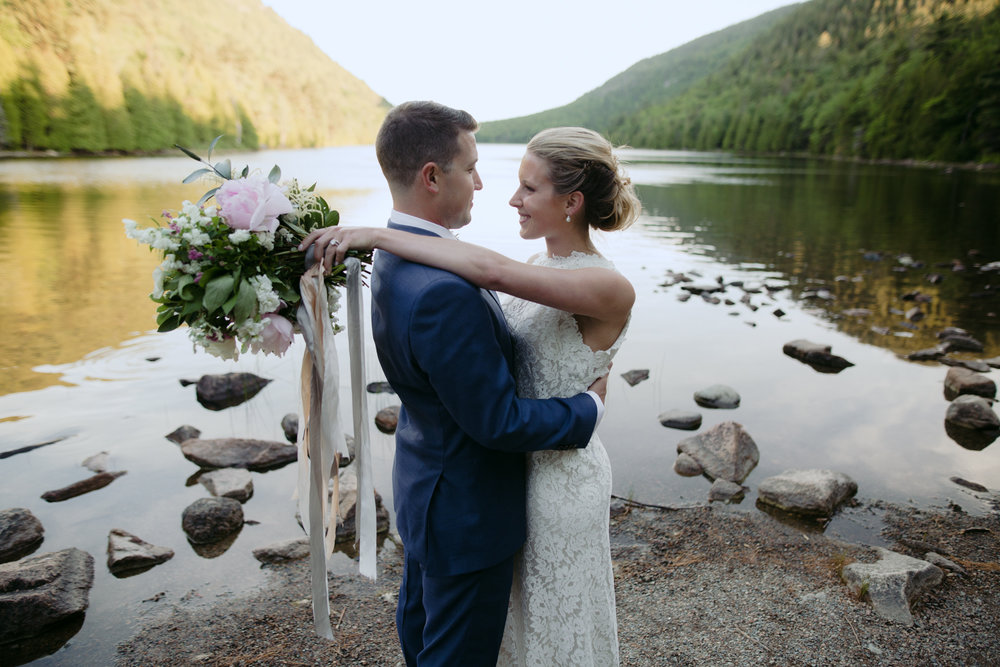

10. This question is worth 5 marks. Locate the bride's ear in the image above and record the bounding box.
[565,191,584,218]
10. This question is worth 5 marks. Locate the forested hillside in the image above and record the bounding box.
[483,0,1000,164]
[476,5,800,144]
[0,0,390,153]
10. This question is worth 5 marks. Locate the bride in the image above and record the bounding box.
[318,126,638,666]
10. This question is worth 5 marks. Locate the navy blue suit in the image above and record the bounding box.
[371,221,597,666]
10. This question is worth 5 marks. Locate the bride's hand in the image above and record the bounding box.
[298,226,381,271]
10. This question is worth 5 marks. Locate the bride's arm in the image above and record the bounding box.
[299,226,634,323]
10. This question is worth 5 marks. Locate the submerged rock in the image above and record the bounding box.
[166,425,201,444]
[621,369,650,386]
[198,468,254,502]
[181,498,244,544]
[693,384,741,409]
[944,395,1000,450]
[782,339,854,373]
[375,406,400,434]
[658,410,702,431]
[253,537,310,564]
[181,438,297,471]
[41,471,127,502]
[0,507,44,562]
[106,529,174,575]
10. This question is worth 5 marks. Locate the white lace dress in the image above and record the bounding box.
[497,252,627,667]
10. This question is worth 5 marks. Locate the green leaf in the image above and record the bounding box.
[268,165,281,183]
[203,274,236,313]
[157,315,182,333]
[240,165,249,178]
[233,279,257,324]
[176,274,196,300]
[214,159,232,180]
[325,209,340,226]
[222,293,238,314]
[182,167,213,184]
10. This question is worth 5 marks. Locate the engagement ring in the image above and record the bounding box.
[329,239,340,247]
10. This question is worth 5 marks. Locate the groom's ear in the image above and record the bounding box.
[420,162,440,193]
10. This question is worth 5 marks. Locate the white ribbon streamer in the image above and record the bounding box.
[296,257,376,640]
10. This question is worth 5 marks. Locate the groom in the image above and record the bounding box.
[307,101,605,666]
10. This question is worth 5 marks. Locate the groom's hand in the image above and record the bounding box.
[587,372,609,405]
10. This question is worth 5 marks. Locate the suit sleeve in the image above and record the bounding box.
[409,276,596,452]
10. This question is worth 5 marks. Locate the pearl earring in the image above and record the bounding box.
[565,214,571,223]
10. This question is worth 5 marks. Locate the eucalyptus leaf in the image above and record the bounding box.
[183,167,213,184]
[203,274,236,313]
[208,135,223,159]
[175,144,202,162]
[268,165,281,183]
[214,159,232,180]
[197,187,220,206]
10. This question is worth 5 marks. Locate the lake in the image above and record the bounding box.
[1,145,998,665]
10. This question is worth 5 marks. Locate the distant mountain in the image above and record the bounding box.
[0,0,390,153]
[481,0,1000,164]
[476,5,801,144]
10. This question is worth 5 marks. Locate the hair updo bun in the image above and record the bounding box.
[526,127,640,232]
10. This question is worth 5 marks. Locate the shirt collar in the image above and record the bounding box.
[389,210,457,240]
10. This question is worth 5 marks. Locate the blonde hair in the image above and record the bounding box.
[526,127,640,232]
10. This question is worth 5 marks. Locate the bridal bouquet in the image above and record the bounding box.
[124,138,368,359]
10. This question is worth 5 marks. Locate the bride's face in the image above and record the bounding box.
[509,152,569,241]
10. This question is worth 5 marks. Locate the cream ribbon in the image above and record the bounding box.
[296,257,376,640]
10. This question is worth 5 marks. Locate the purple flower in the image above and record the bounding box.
[216,174,293,234]
[188,249,204,261]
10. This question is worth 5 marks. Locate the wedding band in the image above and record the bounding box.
[329,239,340,247]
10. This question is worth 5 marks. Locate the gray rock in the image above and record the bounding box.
[181,498,244,544]
[693,384,741,409]
[621,369,650,386]
[658,410,702,431]
[252,537,310,564]
[375,405,400,434]
[681,283,724,295]
[40,471,127,502]
[708,479,746,503]
[940,357,993,373]
[81,451,109,473]
[280,413,299,443]
[949,476,989,492]
[984,356,1000,369]
[106,528,174,575]
[782,339,854,373]
[195,372,271,410]
[333,467,390,544]
[0,508,44,562]
[944,395,1000,450]
[181,438,297,471]
[0,548,94,643]
[943,366,996,401]
[757,469,857,518]
[924,552,967,576]
[842,547,943,625]
[198,468,254,503]
[166,425,201,444]
[672,453,704,477]
[676,421,758,483]
[938,332,984,353]
[904,346,947,362]
[366,381,396,394]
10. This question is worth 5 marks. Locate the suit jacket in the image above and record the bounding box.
[371,221,597,576]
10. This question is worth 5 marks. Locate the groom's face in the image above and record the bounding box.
[434,131,482,230]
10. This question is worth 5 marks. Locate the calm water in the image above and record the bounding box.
[1,146,998,665]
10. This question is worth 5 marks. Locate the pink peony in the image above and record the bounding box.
[216,174,293,234]
[255,313,295,356]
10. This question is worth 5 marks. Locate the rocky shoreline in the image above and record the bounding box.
[107,497,1000,667]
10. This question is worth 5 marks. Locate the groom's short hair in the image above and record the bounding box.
[376,101,478,188]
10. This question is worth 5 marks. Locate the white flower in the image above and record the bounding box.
[249,275,281,314]
[257,231,276,251]
[228,229,252,244]
[152,254,183,298]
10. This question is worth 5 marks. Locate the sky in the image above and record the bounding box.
[262,0,797,122]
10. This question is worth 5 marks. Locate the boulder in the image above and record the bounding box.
[366,381,396,394]
[106,529,174,575]
[903,346,946,362]
[198,468,254,502]
[937,331,984,353]
[194,372,271,410]
[757,469,857,518]
[943,367,996,401]
[658,410,702,431]
[0,548,94,643]
[939,358,992,373]
[166,425,201,444]
[676,421,758,483]
[621,369,650,386]
[181,498,244,544]
[944,395,1000,450]
[782,339,854,373]
[0,508,44,562]
[842,547,943,625]
[375,406,400,434]
[253,537,310,564]
[181,438,297,471]
[693,384,741,409]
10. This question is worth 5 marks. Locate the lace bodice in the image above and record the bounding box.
[501,252,628,400]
